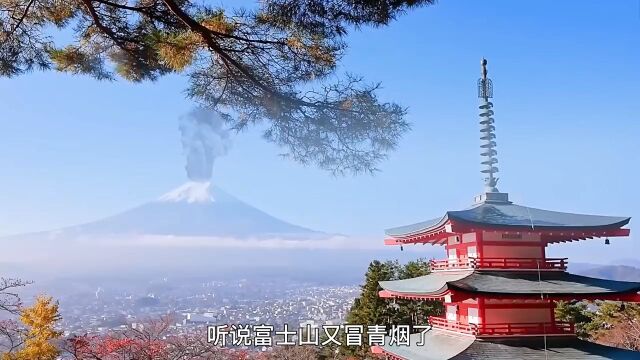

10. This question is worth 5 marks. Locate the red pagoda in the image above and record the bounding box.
[371,59,640,359]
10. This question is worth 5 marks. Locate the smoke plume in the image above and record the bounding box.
[179,108,231,181]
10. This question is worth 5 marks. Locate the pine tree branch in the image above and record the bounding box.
[93,0,153,12]
[7,0,36,37]
[161,0,355,113]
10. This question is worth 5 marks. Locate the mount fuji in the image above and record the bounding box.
[0,181,412,282]
[56,181,324,239]
[0,181,350,275]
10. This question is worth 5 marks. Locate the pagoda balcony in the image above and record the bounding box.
[428,316,575,337]
[429,257,568,272]
[427,316,477,334]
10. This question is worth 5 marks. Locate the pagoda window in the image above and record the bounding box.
[448,249,458,263]
[468,308,480,325]
[446,305,458,322]
[468,246,478,258]
[462,232,477,243]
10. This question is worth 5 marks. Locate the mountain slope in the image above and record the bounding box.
[573,264,640,282]
[9,182,324,240]
[64,182,321,238]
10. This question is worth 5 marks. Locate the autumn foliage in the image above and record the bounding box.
[59,315,323,360]
[3,295,61,360]
[556,300,640,351]
[64,333,321,360]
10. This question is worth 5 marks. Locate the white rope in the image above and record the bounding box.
[526,206,535,231]
[537,260,549,360]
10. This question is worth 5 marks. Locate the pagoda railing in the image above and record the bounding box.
[429,257,568,271]
[428,316,575,336]
[479,321,575,336]
[428,316,476,334]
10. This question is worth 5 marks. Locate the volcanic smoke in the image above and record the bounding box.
[179,108,231,182]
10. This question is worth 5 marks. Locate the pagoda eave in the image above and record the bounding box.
[384,202,631,245]
[453,223,630,245]
[384,230,454,246]
[385,224,630,246]
[373,331,640,360]
[379,289,451,301]
[379,289,640,303]
[379,271,640,302]
[449,289,640,302]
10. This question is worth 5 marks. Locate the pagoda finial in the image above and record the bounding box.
[481,58,488,81]
[478,58,499,193]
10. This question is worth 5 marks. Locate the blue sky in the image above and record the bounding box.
[0,0,638,263]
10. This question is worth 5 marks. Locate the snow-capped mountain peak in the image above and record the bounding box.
[157,181,214,203]
[6,182,326,240]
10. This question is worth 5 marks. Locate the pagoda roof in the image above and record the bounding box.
[375,329,475,360]
[385,201,630,238]
[379,271,640,298]
[375,330,640,359]
[380,271,473,296]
